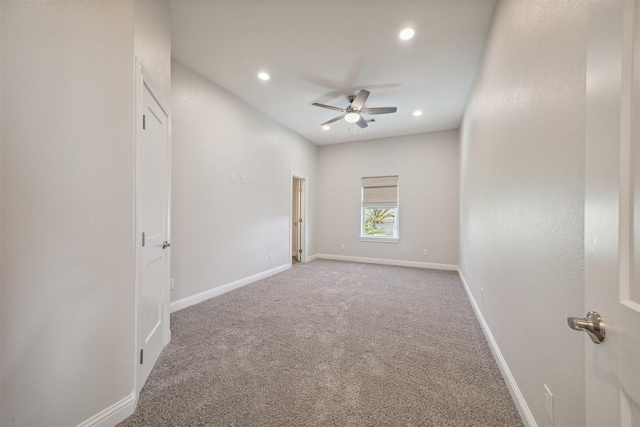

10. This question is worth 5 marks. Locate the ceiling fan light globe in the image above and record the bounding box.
[399,28,415,40]
[344,112,360,123]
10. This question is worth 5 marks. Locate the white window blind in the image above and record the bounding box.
[362,176,398,207]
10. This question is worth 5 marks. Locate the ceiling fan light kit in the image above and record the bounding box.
[312,89,397,130]
[399,28,415,40]
[344,112,360,123]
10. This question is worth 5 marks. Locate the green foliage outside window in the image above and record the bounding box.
[364,208,396,236]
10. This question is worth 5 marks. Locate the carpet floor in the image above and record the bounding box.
[119,260,523,426]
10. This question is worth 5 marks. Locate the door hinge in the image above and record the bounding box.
[299,187,302,193]
[142,232,146,247]
[140,349,144,364]
[143,114,146,130]
[298,218,302,223]
[298,249,302,254]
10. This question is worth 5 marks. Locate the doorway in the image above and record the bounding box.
[291,174,307,264]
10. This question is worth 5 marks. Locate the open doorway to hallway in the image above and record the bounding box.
[291,174,306,265]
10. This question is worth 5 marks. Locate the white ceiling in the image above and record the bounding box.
[169,1,497,145]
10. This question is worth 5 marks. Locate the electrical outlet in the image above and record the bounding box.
[230,172,236,181]
[170,278,175,290]
[422,249,428,256]
[341,243,345,250]
[268,254,272,262]
[544,384,554,424]
[480,288,484,303]
[240,174,246,183]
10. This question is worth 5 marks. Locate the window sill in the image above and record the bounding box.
[359,236,400,243]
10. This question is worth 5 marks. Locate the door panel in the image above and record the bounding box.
[138,81,169,391]
[295,179,302,262]
[619,0,640,416]
[585,1,640,424]
[292,178,299,260]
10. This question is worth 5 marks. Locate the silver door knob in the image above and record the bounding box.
[567,311,605,344]
[162,241,171,249]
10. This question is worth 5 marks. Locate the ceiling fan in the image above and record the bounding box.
[312,89,397,129]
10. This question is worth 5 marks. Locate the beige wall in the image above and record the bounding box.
[317,130,459,266]
[1,2,136,425]
[459,1,586,425]
[170,60,317,303]
[135,1,172,105]
[0,2,136,425]
[0,1,171,425]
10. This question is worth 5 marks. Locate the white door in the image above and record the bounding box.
[292,178,299,261]
[584,1,640,424]
[295,178,303,262]
[138,80,170,391]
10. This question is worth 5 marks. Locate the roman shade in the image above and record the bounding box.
[362,176,398,207]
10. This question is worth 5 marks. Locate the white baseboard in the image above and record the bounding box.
[80,264,291,426]
[306,254,318,261]
[170,263,291,313]
[457,269,536,427]
[313,253,458,271]
[76,392,135,427]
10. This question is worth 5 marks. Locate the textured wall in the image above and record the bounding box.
[0,2,136,425]
[317,130,459,266]
[0,1,172,425]
[459,1,586,425]
[171,60,317,303]
[135,1,171,105]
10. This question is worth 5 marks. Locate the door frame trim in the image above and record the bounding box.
[133,58,172,396]
[290,172,308,263]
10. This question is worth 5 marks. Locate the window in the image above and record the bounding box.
[361,176,399,242]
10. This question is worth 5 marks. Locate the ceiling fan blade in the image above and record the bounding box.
[351,89,370,110]
[312,103,346,113]
[359,107,398,115]
[321,115,345,126]
[355,115,368,129]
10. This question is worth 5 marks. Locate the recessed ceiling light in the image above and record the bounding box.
[258,72,270,81]
[413,110,423,117]
[322,125,330,130]
[399,28,415,40]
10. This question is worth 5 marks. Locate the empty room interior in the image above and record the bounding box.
[1,1,639,426]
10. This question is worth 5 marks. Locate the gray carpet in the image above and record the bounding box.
[119,260,523,426]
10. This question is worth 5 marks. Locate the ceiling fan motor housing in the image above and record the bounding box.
[312,89,397,129]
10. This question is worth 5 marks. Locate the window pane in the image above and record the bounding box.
[363,207,397,237]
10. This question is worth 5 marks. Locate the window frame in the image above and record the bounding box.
[359,176,400,243]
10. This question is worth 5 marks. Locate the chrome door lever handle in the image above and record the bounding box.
[162,241,171,249]
[567,311,605,344]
